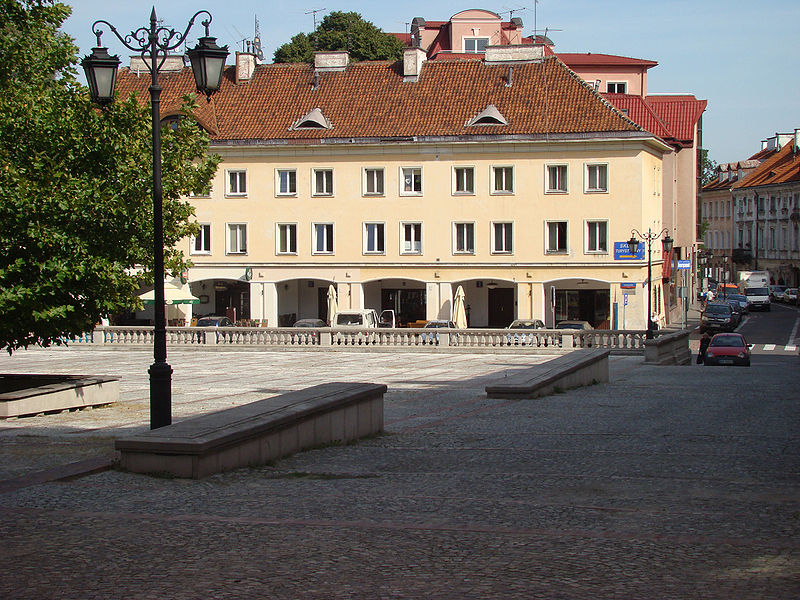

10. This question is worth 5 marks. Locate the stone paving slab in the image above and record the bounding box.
[0,347,798,598]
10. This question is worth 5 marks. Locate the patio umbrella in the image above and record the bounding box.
[327,284,338,325]
[139,282,200,305]
[453,285,467,329]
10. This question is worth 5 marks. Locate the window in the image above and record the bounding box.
[492,166,514,194]
[546,165,568,193]
[191,224,211,254]
[586,221,608,253]
[546,221,568,253]
[313,223,334,254]
[276,223,297,255]
[226,223,247,254]
[227,170,247,196]
[313,168,334,196]
[363,222,385,254]
[276,169,296,196]
[607,81,627,93]
[492,222,513,254]
[401,222,422,254]
[453,166,475,194]
[464,37,489,53]
[585,164,608,193]
[453,222,475,254]
[363,168,385,196]
[400,167,422,195]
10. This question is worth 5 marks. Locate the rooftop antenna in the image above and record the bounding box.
[531,3,563,44]
[306,8,326,30]
[500,7,527,20]
[253,15,264,61]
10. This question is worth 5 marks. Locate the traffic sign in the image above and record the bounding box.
[677,259,691,270]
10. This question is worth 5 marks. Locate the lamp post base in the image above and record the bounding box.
[149,361,173,429]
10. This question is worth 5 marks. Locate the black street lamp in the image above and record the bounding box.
[83,9,228,429]
[628,228,674,339]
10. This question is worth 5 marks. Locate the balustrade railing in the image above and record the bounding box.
[67,325,649,353]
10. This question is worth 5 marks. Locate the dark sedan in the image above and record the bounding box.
[700,303,736,333]
[704,333,751,367]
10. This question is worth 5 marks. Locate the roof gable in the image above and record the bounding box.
[734,141,800,189]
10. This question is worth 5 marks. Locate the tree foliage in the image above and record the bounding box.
[0,0,219,352]
[700,148,718,187]
[274,11,405,63]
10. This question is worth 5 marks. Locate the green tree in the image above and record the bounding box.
[700,148,718,187]
[274,11,405,63]
[0,0,219,352]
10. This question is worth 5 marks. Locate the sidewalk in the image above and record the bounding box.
[1,347,797,598]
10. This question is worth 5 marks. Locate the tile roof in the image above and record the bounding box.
[558,53,658,68]
[601,93,706,147]
[114,57,644,143]
[733,140,800,189]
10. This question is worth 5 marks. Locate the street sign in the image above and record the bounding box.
[614,242,645,260]
[623,293,628,306]
[677,259,691,270]
[620,282,635,289]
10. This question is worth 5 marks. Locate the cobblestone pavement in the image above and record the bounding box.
[1,347,798,598]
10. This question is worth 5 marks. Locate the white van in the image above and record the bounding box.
[742,286,771,311]
[332,309,379,329]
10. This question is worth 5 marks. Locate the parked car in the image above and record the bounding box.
[424,320,455,328]
[555,320,593,330]
[700,303,736,333]
[770,285,787,302]
[332,309,379,329]
[195,316,233,327]
[292,319,326,328]
[726,293,750,314]
[507,319,546,329]
[785,288,798,304]
[703,332,751,367]
[725,299,742,327]
[506,319,546,346]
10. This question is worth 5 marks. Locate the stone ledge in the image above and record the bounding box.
[485,349,610,399]
[0,374,120,418]
[115,382,387,478]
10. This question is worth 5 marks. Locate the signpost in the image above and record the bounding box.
[677,259,691,329]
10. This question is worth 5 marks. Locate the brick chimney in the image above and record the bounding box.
[403,47,426,82]
[236,52,256,84]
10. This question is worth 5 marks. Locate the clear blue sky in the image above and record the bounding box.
[63,1,798,165]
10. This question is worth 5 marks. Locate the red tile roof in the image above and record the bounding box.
[734,140,800,189]
[601,93,706,147]
[558,53,658,68]
[114,57,644,143]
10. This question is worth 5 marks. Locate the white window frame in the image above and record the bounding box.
[585,220,608,254]
[491,166,514,194]
[400,222,423,255]
[606,81,628,94]
[226,223,247,255]
[400,167,422,196]
[584,163,608,193]
[363,222,386,255]
[464,37,490,53]
[546,164,568,194]
[312,168,334,196]
[363,168,385,196]
[453,222,476,255]
[275,169,297,196]
[226,169,247,196]
[190,223,211,255]
[276,223,297,255]
[491,222,513,255]
[312,223,334,255]
[545,220,568,254]
[453,166,475,195]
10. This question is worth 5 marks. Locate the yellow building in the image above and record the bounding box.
[117,45,672,329]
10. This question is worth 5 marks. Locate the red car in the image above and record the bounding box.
[704,333,751,367]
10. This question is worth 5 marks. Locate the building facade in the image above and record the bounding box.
[118,45,672,330]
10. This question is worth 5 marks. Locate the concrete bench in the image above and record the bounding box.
[115,382,387,479]
[485,349,610,399]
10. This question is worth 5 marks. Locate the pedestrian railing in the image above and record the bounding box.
[70,325,649,353]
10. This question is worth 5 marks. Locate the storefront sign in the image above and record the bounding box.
[614,242,644,260]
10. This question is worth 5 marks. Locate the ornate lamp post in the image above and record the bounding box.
[82,10,228,429]
[628,228,674,339]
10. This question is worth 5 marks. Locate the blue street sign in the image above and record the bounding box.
[677,259,691,270]
[614,242,645,260]
[624,293,628,306]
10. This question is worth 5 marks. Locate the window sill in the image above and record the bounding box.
[545,250,568,255]
[453,191,475,196]
[545,190,568,195]
[312,193,334,197]
[276,193,297,198]
[276,252,298,256]
[226,252,248,256]
[490,191,514,196]
[453,251,476,256]
[225,194,247,198]
[584,189,608,194]
[190,251,212,256]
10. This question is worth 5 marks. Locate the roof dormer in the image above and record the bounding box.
[291,107,333,130]
[466,104,508,126]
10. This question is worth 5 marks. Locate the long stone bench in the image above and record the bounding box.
[485,349,610,399]
[115,382,387,479]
